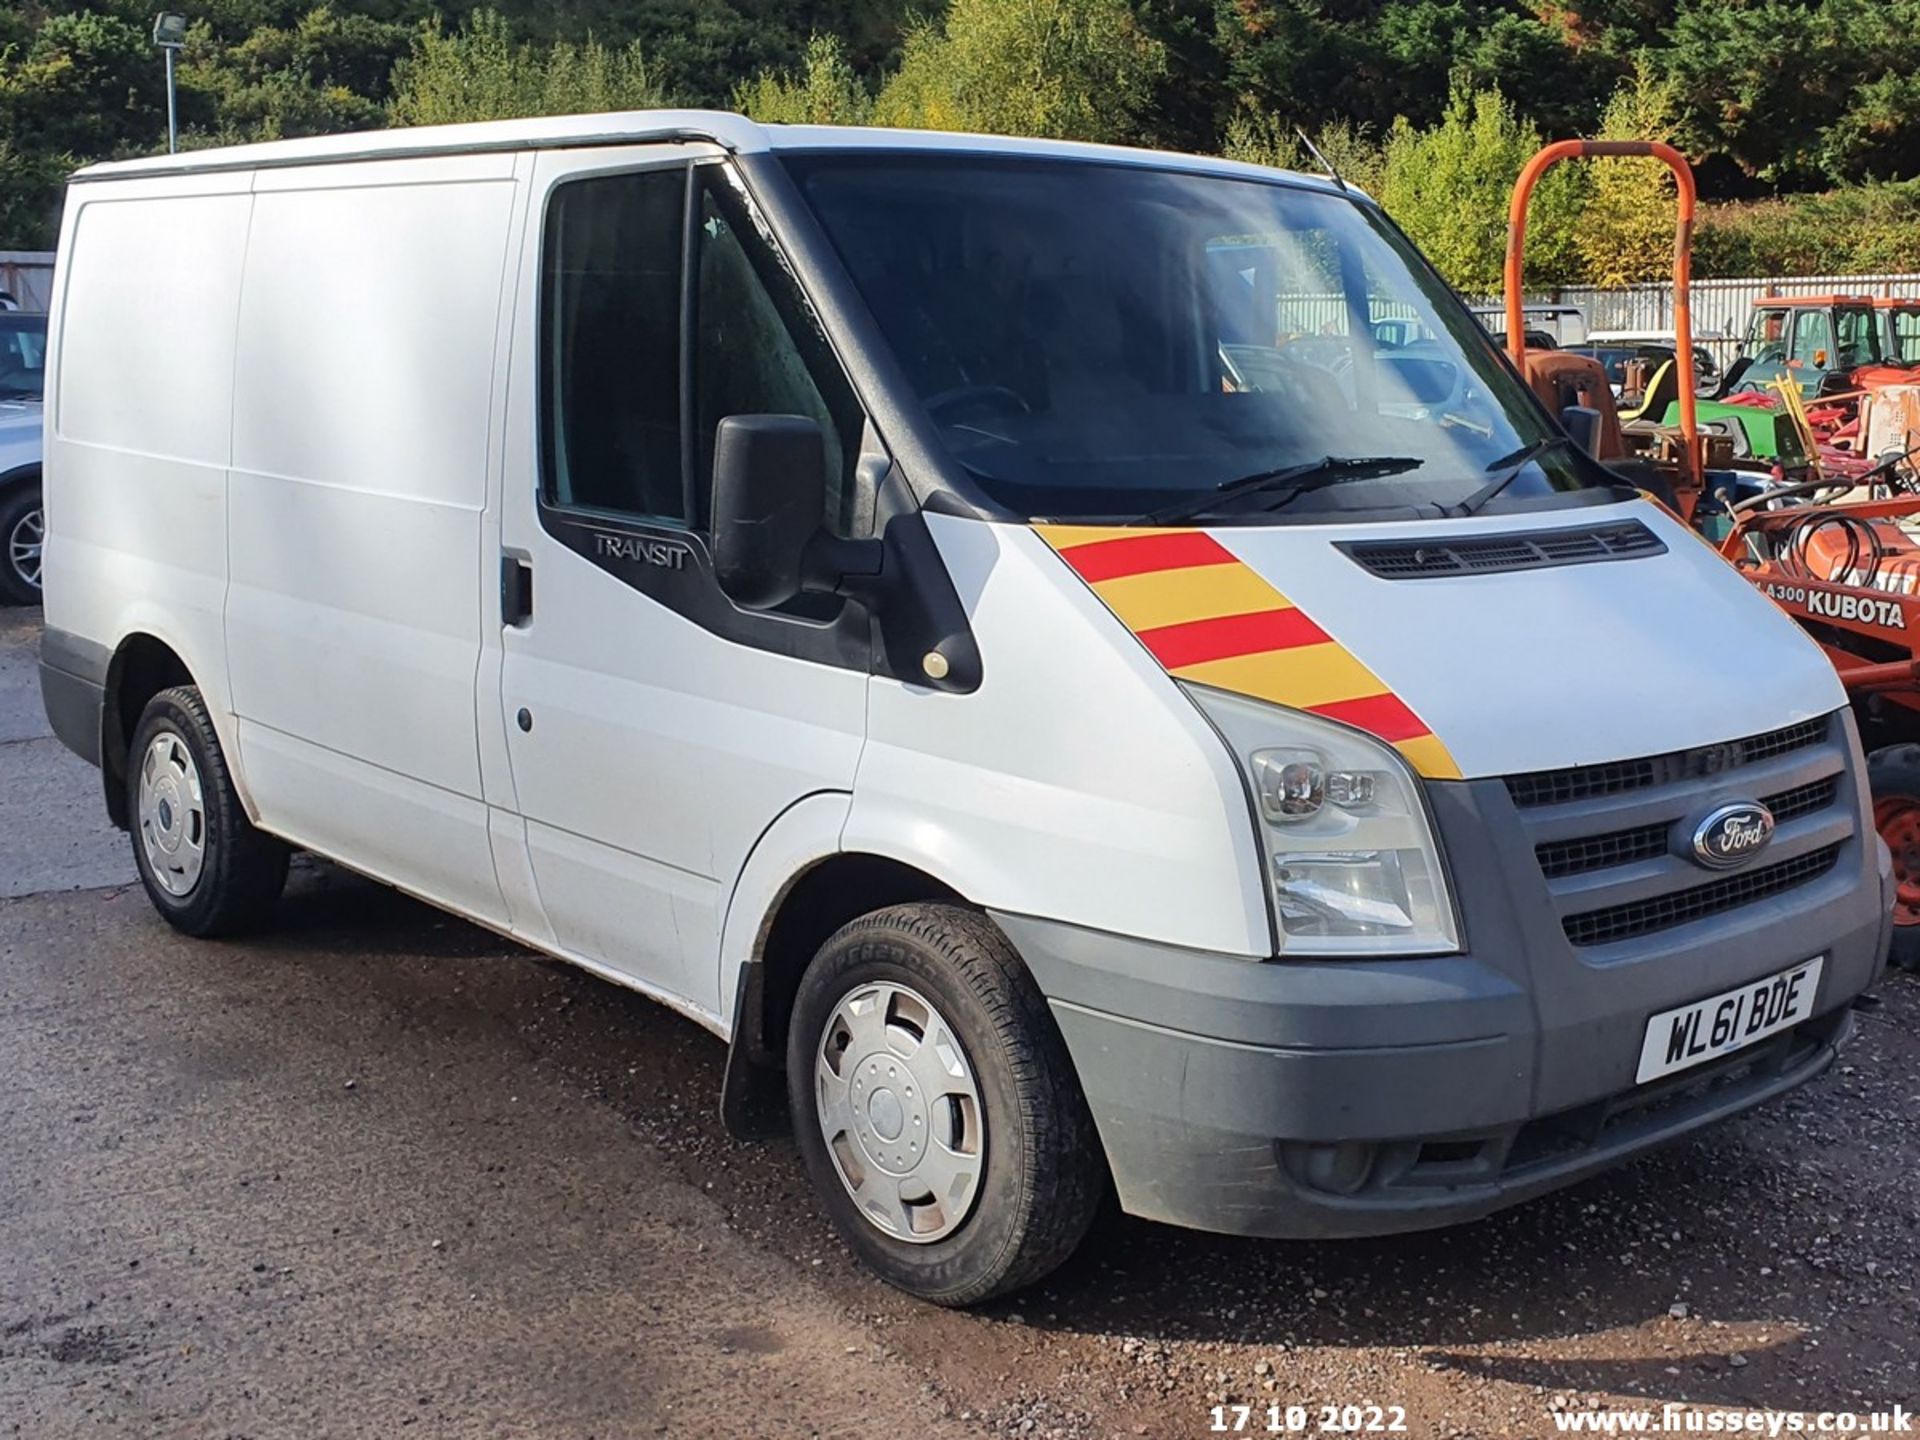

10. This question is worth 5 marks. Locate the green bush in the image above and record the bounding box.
[388,9,662,128]
[735,34,871,127]
[1695,182,1920,278]
[871,0,1166,143]
[1379,85,1586,294]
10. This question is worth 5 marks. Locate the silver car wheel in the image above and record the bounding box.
[137,731,206,897]
[7,503,41,592]
[814,980,986,1244]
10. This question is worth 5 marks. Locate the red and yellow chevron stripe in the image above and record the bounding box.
[1038,525,1462,780]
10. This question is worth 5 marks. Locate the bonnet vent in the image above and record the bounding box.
[1339,520,1665,580]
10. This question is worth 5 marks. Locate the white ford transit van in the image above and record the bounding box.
[39,112,1890,1305]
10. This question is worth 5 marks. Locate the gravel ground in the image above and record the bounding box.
[2,606,1915,1438]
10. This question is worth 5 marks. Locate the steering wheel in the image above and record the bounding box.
[1278,337,1355,376]
[923,384,1033,423]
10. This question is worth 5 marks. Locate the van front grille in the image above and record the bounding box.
[1562,844,1842,946]
[1767,776,1839,823]
[1533,774,1843,879]
[1537,823,1670,879]
[1506,717,1829,809]
[1496,711,1854,956]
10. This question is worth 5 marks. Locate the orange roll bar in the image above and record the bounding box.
[1504,140,1700,489]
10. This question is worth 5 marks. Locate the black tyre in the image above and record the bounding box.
[787,903,1104,1306]
[0,481,42,604]
[1868,743,1920,973]
[128,685,290,937]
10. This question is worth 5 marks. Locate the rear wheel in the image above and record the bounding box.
[0,482,42,604]
[787,903,1104,1306]
[1868,743,1920,972]
[128,686,290,936]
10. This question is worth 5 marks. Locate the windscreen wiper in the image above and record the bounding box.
[1452,434,1571,517]
[1143,454,1424,526]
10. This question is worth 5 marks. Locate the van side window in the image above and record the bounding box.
[542,168,687,522]
[693,171,864,535]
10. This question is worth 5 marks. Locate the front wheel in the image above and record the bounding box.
[787,903,1104,1306]
[1868,743,1920,972]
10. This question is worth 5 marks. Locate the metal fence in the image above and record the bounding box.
[0,252,55,312]
[1489,272,1920,364]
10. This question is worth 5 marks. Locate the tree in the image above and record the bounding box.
[1822,66,1920,185]
[388,8,664,127]
[1379,83,1586,293]
[871,0,1167,143]
[1,9,167,162]
[1222,110,1384,195]
[1656,0,1920,187]
[183,7,406,143]
[1575,62,1684,287]
[734,33,871,125]
[0,141,72,251]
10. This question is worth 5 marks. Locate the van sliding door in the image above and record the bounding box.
[225,154,517,926]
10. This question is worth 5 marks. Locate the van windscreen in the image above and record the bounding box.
[786,153,1604,523]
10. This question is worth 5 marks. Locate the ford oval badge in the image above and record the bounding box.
[1690,801,1775,870]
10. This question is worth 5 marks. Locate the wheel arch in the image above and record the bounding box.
[720,828,971,1139]
[100,632,200,828]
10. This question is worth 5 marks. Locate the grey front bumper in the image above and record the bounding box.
[992,748,1891,1240]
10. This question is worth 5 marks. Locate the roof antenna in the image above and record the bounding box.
[1294,126,1348,192]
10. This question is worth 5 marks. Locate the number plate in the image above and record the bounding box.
[1635,957,1823,1084]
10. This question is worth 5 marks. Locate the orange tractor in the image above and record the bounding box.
[1733,294,1911,404]
[1507,141,1920,968]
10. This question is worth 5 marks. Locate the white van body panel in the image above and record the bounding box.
[848,515,1271,958]
[44,173,253,764]
[715,790,855,1009]
[490,144,865,1024]
[223,154,519,926]
[1210,500,1846,779]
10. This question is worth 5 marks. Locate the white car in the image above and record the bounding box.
[0,310,45,603]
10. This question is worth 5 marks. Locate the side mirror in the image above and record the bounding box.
[1560,404,1603,457]
[710,414,827,610]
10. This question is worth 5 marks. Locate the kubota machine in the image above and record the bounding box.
[1507,140,1920,969]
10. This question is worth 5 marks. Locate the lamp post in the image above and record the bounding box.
[152,13,187,154]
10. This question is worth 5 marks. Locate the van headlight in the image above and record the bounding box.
[1183,684,1460,957]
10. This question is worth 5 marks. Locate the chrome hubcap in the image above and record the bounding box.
[8,504,42,591]
[137,731,206,896]
[815,981,985,1243]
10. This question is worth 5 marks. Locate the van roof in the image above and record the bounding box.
[69,108,1349,194]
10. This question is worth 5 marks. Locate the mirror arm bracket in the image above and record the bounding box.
[802,533,884,597]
